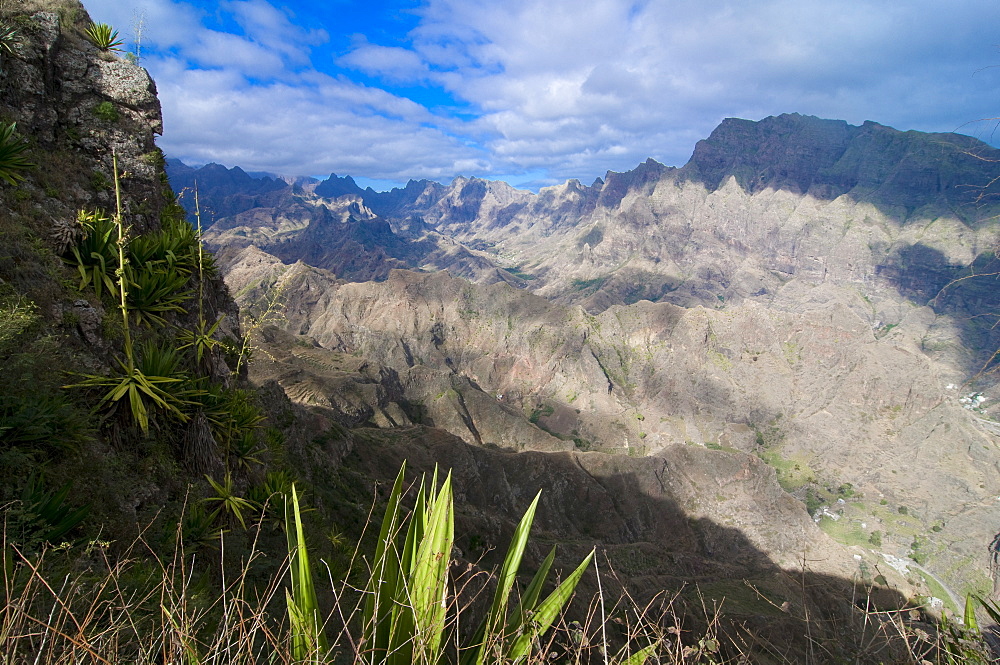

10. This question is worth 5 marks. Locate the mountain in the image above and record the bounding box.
[194,114,1000,614]
[3,1,983,660]
[165,158,292,223]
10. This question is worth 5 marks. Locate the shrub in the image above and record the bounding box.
[84,22,123,52]
[65,209,118,299]
[92,101,118,123]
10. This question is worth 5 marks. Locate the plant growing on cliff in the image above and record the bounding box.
[66,209,117,297]
[0,22,17,63]
[0,121,32,185]
[92,100,118,123]
[177,183,226,369]
[66,155,189,432]
[84,22,123,52]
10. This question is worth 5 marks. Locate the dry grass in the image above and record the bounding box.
[1,501,993,665]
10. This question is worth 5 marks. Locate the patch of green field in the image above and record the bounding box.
[818,515,871,547]
[757,449,816,492]
[920,574,958,615]
[571,276,606,291]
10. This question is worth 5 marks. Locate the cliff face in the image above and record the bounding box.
[0,0,167,233]
[684,114,996,207]
[0,0,242,541]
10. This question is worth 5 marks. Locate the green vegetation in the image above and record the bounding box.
[84,22,123,52]
[528,402,554,424]
[363,462,594,665]
[0,464,688,665]
[757,448,816,492]
[0,22,17,60]
[92,100,118,123]
[65,156,198,432]
[936,594,1000,663]
[0,121,32,185]
[572,276,607,291]
[817,515,870,547]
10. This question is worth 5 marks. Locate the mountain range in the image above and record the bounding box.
[6,0,999,658]
[175,113,1000,617]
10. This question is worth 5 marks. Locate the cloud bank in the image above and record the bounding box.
[83,0,1000,189]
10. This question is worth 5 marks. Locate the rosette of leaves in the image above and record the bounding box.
[177,314,225,368]
[125,263,192,326]
[66,209,118,299]
[0,121,32,186]
[127,219,200,277]
[84,22,123,52]
[67,340,193,433]
[204,472,256,529]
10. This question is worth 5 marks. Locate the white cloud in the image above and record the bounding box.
[221,0,326,66]
[150,61,485,180]
[337,39,428,82]
[81,0,1000,188]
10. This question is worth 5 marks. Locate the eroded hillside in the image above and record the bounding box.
[197,115,1000,607]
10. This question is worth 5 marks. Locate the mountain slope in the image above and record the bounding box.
[195,114,1000,605]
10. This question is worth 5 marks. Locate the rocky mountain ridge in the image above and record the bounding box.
[194,114,1000,607]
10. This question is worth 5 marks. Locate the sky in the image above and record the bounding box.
[82,0,1000,191]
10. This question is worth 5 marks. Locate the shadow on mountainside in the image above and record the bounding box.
[317,425,920,664]
[880,243,1000,377]
[676,114,1000,219]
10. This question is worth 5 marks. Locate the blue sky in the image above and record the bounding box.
[83,0,1000,191]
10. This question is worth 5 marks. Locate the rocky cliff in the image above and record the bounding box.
[0,0,243,544]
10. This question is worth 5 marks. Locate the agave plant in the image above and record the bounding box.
[0,121,32,185]
[67,351,190,433]
[177,314,226,368]
[85,22,124,52]
[0,22,18,73]
[67,209,118,298]
[229,430,264,471]
[127,220,200,277]
[361,462,594,665]
[125,263,192,326]
[204,472,256,530]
